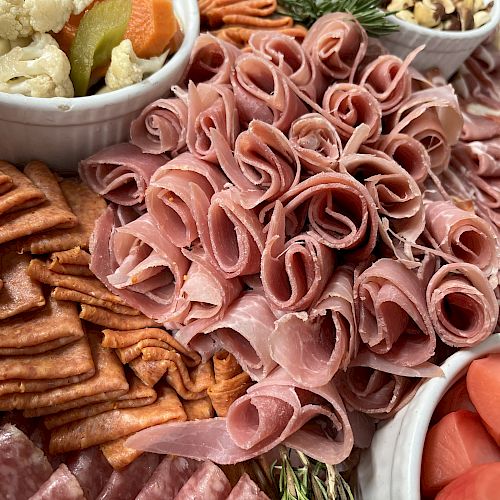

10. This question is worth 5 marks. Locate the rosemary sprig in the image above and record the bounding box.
[277,0,399,37]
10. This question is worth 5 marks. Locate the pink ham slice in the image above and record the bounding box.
[230,52,307,131]
[226,473,270,500]
[203,291,278,381]
[145,153,227,248]
[184,33,241,85]
[96,453,161,500]
[126,368,354,466]
[270,265,357,388]
[135,456,199,500]
[29,464,85,500]
[322,83,382,143]
[174,461,231,500]
[79,143,165,210]
[248,31,325,102]
[426,263,498,347]
[288,113,342,174]
[354,258,437,372]
[261,201,335,312]
[0,424,52,500]
[277,172,378,262]
[186,82,239,163]
[130,97,188,156]
[302,13,367,82]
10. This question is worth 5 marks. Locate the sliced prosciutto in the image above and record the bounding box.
[186,82,239,163]
[248,31,325,102]
[29,464,85,500]
[261,201,335,312]
[302,12,367,82]
[278,172,378,262]
[145,153,227,248]
[184,33,241,85]
[126,368,354,466]
[322,83,382,143]
[174,461,231,500]
[130,98,188,156]
[426,263,498,347]
[270,266,358,388]
[288,113,343,174]
[354,258,436,371]
[79,143,165,210]
[230,52,307,131]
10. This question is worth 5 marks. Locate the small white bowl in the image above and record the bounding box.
[0,0,199,172]
[357,333,500,500]
[381,0,500,80]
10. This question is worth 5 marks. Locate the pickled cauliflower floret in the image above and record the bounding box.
[0,32,74,97]
[104,38,168,91]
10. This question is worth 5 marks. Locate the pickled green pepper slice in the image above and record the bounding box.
[70,0,132,96]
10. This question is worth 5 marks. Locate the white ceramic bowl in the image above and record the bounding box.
[381,0,500,80]
[357,333,500,500]
[0,0,199,172]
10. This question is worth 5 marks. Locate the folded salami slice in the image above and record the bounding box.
[227,473,270,500]
[175,461,231,500]
[29,464,85,500]
[126,368,354,466]
[231,52,307,131]
[79,143,165,210]
[426,263,498,347]
[302,12,367,81]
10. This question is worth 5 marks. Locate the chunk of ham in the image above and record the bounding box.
[126,369,354,466]
[426,263,498,347]
[174,461,231,500]
[79,143,165,211]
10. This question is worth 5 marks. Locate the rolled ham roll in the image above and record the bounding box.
[261,201,335,312]
[129,98,188,156]
[354,259,436,371]
[302,13,367,82]
[184,33,241,85]
[145,153,227,248]
[231,53,307,131]
[126,369,354,466]
[426,263,498,347]
[279,172,378,261]
[425,201,499,279]
[248,31,325,102]
[186,82,239,163]
[270,266,358,388]
[288,113,342,174]
[322,83,382,143]
[79,143,165,210]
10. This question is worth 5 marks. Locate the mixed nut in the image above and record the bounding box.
[383,0,493,30]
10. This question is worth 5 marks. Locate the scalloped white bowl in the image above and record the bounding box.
[357,333,500,500]
[0,0,199,172]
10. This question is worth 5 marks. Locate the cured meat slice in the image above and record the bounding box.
[278,172,378,261]
[0,252,45,320]
[0,424,52,500]
[79,143,165,210]
[184,33,241,85]
[0,296,83,356]
[127,369,354,466]
[96,453,160,499]
[322,83,382,143]
[29,464,85,500]
[248,31,325,101]
[354,259,436,371]
[130,98,188,155]
[227,473,270,499]
[175,461,231,500]
[302,13,367,81]
[186,82,239,162]
[135,455,200,500]
[426,263,498,347]
[262,201,335,311]
[49,387,187,455]
[231,52,307,131]
[288,113,342,174]
[270,266,357,388]
[146,152,227,248]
